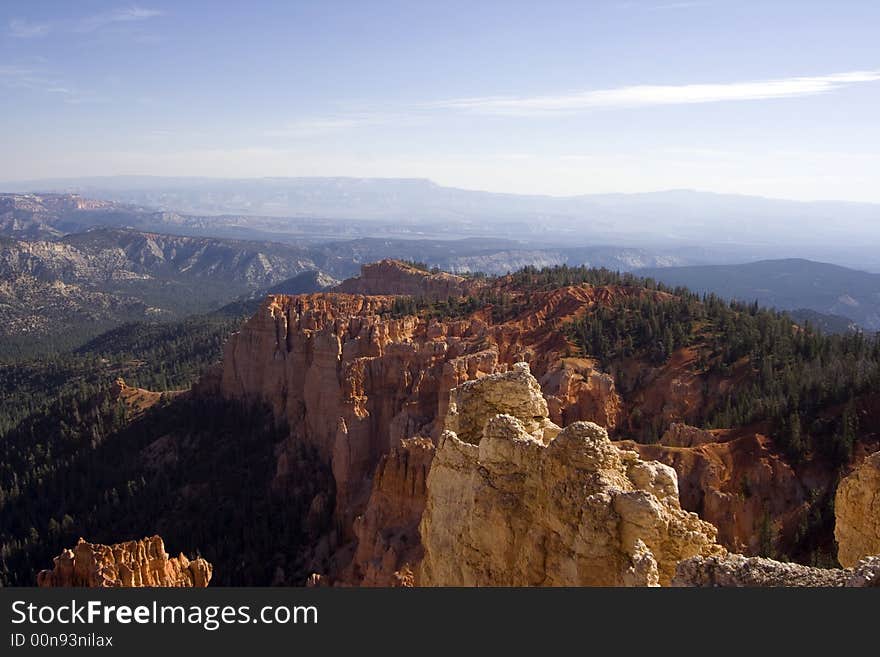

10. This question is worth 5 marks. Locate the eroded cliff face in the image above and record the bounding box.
[207,261,878,585]
[37,536,211,587]
[542,358,621,431]
[211,265,626,584]
[835,451,880,567]
[343,437,434,586]
[418,364,724,586]
[217,292,499,543]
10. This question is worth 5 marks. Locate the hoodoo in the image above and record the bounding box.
[37,536,212,588]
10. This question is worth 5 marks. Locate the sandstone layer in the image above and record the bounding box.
[418,364,724,586]
[37,536,212,587]
[835,450,880,567]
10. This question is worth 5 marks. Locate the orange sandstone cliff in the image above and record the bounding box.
[203,262,632,584]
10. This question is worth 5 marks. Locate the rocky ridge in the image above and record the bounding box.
[210,265,632,584]
[674,554,880,587]
[334,259,476,298]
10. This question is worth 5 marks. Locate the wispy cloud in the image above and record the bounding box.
[75,6,164,33]
[648,2,710,9]
[0,63,107,104]
[616,1,712,9]
[433,70,880,116]
[263,111,421,139]
[263,117,377,139]
[615,0,711,9]
[260,70,880,139]
[7,7,163,39]
[8,18,51,38]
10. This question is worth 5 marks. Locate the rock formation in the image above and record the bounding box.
[659,423,720,447]
[206,261,871,585]
[37,536,212,587]
[418,364,724,586]
[209,265,630,584]
[334,259,475,298]
[344,438,435,586]
[674,554,880,587]
[541,358,622,431]
[835,450,880,567]
[621,431,806,554]
[109,377,171,419]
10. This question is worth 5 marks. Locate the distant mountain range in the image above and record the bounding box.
[2,191,878,357]
[640,259,880,331]
[4,177,880,269]
[0,195,697,354]
[0,228,328,353]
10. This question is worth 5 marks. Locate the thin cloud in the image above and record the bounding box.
[0,63,106,104]
[264,118,372,139]
[433,71,880,116]
[7,7,163,39]
[264,112,419,138]
[648,2,710,9]
[616,1,712,9]
[75,6,164,33]
[8,18,51,38]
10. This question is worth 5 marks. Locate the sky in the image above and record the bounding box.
[2,0,879,201]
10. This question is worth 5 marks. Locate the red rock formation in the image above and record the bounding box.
[109,377,173,419]
[217,292,498,540]
[209,264,639,584]
[659,423,724,448]
[37,536,211,587]
[207,260,837,581]
[335,259,475,298]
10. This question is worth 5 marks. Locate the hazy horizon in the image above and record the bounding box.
[3,1,880,202]
[5,174,880,208]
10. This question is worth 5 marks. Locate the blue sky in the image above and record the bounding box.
[2,1,879,201]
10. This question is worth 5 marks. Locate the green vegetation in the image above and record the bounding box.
[0,394,323,586]
[563,272,880,463]
[0,309,323,586]
[0,314,244,439]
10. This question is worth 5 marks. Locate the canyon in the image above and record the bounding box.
[29,260,880,587]
[199,260,880,585]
